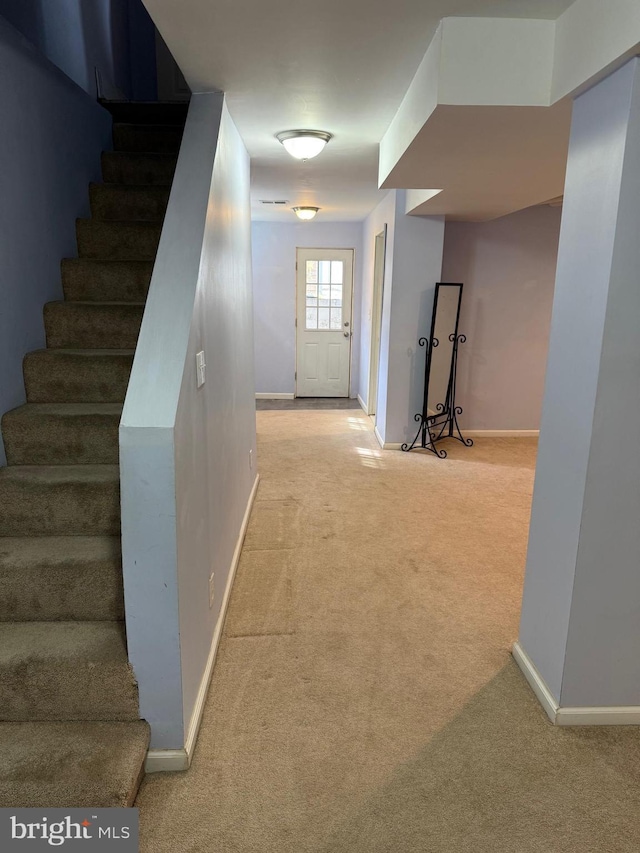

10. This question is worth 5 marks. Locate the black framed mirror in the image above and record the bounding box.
[424,283,463,418]
[402,283,472,458]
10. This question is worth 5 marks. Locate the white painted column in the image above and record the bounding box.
[515,58,640,723]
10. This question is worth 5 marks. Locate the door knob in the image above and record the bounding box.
[344,321,350,327]
[343,332,349,337]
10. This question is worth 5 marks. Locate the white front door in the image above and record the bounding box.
[296,249,353,397]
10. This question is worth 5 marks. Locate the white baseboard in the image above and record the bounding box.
[357,394,368,414]
[255,392,294,400]
[373,425,402,451]
[512,641,558,723]
[465,430,540,437]
[146,473,261,773]
[512,641,640,726]
[144,749,190,773]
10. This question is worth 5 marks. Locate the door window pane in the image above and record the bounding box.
[318,307,330,329]
[306,261,318,283]
[330,309,342,329]
[306,284,318,299]
[318,284,331,305]
[330,284,343,306]
[331,261,343,284]
[306,308,318,329]
[319,261,331,284]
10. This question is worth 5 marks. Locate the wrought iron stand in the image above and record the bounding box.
[401,333,473,458]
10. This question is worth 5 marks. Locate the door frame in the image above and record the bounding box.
[295,247,356,398]
[367,226,387,416]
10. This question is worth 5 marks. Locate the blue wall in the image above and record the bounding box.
[0,16,112,465]
[0,0,156,99]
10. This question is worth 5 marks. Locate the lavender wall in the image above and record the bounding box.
[0,0,156,99]
[0,16,112,466]
[441,204,562,430]
[252,221,363,397]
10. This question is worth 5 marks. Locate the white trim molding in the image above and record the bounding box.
[373,426,402,450]
[357,393,368,414]
[146,473,261,773]
[255,392,295,400]
[512,641,640,726]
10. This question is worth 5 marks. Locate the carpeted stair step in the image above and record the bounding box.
[113,123,183,153]
[0,621,139,721]
[2,404,121,465]
[24,350,134,403]
[0,536,123,622]
[0,465,120,536]
[62,258,153,303]
[0,720,149,807]
[90,183,170,221]
[76,219,162,260]
[102,151,177,186]
[44,301,145,349]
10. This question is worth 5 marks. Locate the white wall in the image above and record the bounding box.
[519,58,640,709]
[359,191,396,419]
[441,205,562,430]
[252,221,363,397]
[359,191,444,446]
[0,15,112,467]
[121,94,256,751]
[384,198,444,445]
[175,104,256,737]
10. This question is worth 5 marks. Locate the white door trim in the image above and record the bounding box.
[367,226,387,417]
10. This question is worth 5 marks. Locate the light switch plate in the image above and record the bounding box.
[196,351,206,388]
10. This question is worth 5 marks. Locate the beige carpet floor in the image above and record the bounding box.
[136,411,640,852]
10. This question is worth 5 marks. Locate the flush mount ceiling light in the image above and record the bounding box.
[293,206,320,221]
[276,130,332,160]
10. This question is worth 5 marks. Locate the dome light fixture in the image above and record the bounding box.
[293,206,320,221]
[276,130,332,160]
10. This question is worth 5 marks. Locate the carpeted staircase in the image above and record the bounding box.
[0,102,187,807]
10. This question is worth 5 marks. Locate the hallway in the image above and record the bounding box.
[136,411,640,852]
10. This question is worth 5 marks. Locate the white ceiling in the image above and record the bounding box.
[143,0,576,222]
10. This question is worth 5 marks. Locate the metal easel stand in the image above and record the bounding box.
[401,334,473,459]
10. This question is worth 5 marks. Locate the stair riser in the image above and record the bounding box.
[24,352,133,404]
[0,660,138,722]
[90,185,170,221]
[2,412,120,466]
[102,152,176,186]
[0,476,120,536]
[0,565,123,622]
[113,124,182,153]
[44,303,144,350]
[62,260,153,303]
[76,220,161,261]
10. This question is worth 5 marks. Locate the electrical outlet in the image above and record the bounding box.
[209,572,215,608]
[249,449,253,470]
[196,351,206,388]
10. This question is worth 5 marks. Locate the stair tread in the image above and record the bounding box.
[4,403,123,418]
[27,348,135,355]
[46,300,146,307]
[0,620,128,665]
[0,535,121,568]
[0,720,149,807]
[89,181,169,191]
[0,464,119,484]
